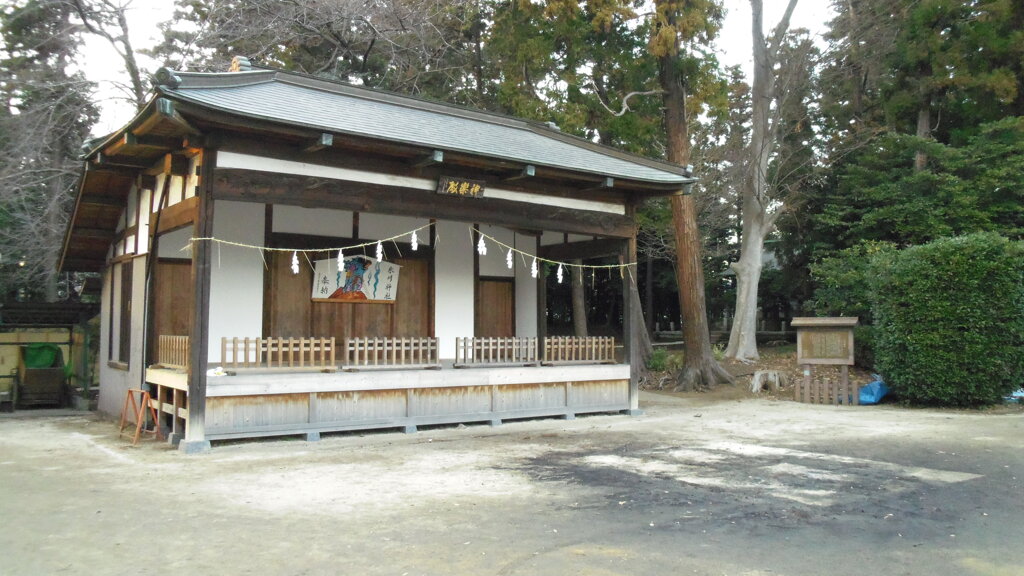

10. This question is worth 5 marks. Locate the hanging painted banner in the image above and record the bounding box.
[311,256,401,303]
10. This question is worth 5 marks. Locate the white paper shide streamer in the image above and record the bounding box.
[530,257,538,279]
[477,234,487,256]
[411,230,419,251]
[376,241,383,262]
[291,251,299,274]
[506,249,513,269]
[556,263,564,284]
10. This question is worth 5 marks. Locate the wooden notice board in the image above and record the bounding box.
[791,317,858,365]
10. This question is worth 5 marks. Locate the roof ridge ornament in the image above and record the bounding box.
[152,67,181,89]
[229,56,253,72]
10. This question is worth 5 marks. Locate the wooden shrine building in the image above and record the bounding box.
[59,59,694,452]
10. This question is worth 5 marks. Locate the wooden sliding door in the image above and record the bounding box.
[265,251,431,340]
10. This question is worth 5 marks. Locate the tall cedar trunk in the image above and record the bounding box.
[724,0,797,363]
[913,103,930,171]
[571,259,588,337]
[644,254,654,337]
[657,9,733,390]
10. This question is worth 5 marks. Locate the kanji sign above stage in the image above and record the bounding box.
[436,176,485,198]
[312,256,401,303]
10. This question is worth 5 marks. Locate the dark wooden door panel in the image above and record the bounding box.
[476,279,514,337]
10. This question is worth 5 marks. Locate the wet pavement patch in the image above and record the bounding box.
[512,439,979,538]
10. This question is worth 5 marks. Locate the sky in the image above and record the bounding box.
[81,0,835,136]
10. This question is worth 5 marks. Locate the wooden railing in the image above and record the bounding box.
[157,335,190,369]
[543,336,617,365]
[454,337,539,367]
[341,337,440,370]
[193,335,619,372]
[221,337,336,369]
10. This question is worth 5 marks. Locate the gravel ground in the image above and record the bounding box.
[1,391,1022,576]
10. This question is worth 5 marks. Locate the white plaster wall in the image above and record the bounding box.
[540,231,593,246]
[186,155,199,199]
[168,175,185,206]
[126,185,138,229]
[158,227,194,258]
[96,259,147,418]
[515,233,539,337]
[151,174,167,214]
[360,213,432,246]
[434,219,474,359]
[478,225,515,278]
[207,201,265,363]
[273,205,352,237]
[137,187,151,254]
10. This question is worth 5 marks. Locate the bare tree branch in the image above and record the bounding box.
[584,79,663,117]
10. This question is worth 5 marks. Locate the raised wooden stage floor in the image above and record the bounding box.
[145,364,631,441]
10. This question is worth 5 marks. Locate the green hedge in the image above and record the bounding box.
[869,233,1024,406]
[809,241,895,368]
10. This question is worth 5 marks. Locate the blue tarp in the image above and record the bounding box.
[859,375,889,405]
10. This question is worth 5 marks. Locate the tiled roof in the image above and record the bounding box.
[156,69,690,186]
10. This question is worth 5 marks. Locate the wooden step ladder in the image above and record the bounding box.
[118,389,164,445]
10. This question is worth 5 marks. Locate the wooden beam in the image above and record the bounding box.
[84,164,139,177]
[538,238,623,261]
[142,153,190,177]
[411,149,443,168]
[72,227,115,240]
[82,195,125,207]
[93,153,150,170]
[302,133,333,153]
[212,169,635,238]
[503,164,535,182]
[152,196,199,234]
[134,98,199,137]
[581,177,614,192]
[60,258,108,272]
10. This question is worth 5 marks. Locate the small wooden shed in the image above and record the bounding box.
[59,60,693,452]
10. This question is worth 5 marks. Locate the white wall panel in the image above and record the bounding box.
[515,233,539,337]
[360,213,432,245]
[434,219,474,359]
[273,205,352,238]
[208,201,265,362]
[478,225,515,278]
[158,227,194,258]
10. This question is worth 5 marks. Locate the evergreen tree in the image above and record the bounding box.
[0,0,98,301]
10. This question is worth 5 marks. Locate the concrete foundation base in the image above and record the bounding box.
[178,440,211,454]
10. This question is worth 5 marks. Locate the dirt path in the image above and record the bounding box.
[1,393,1022,575]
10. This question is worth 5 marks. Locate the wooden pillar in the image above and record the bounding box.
[536,259,547,361]
[181,149,216,454]
[622,234,641,414]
